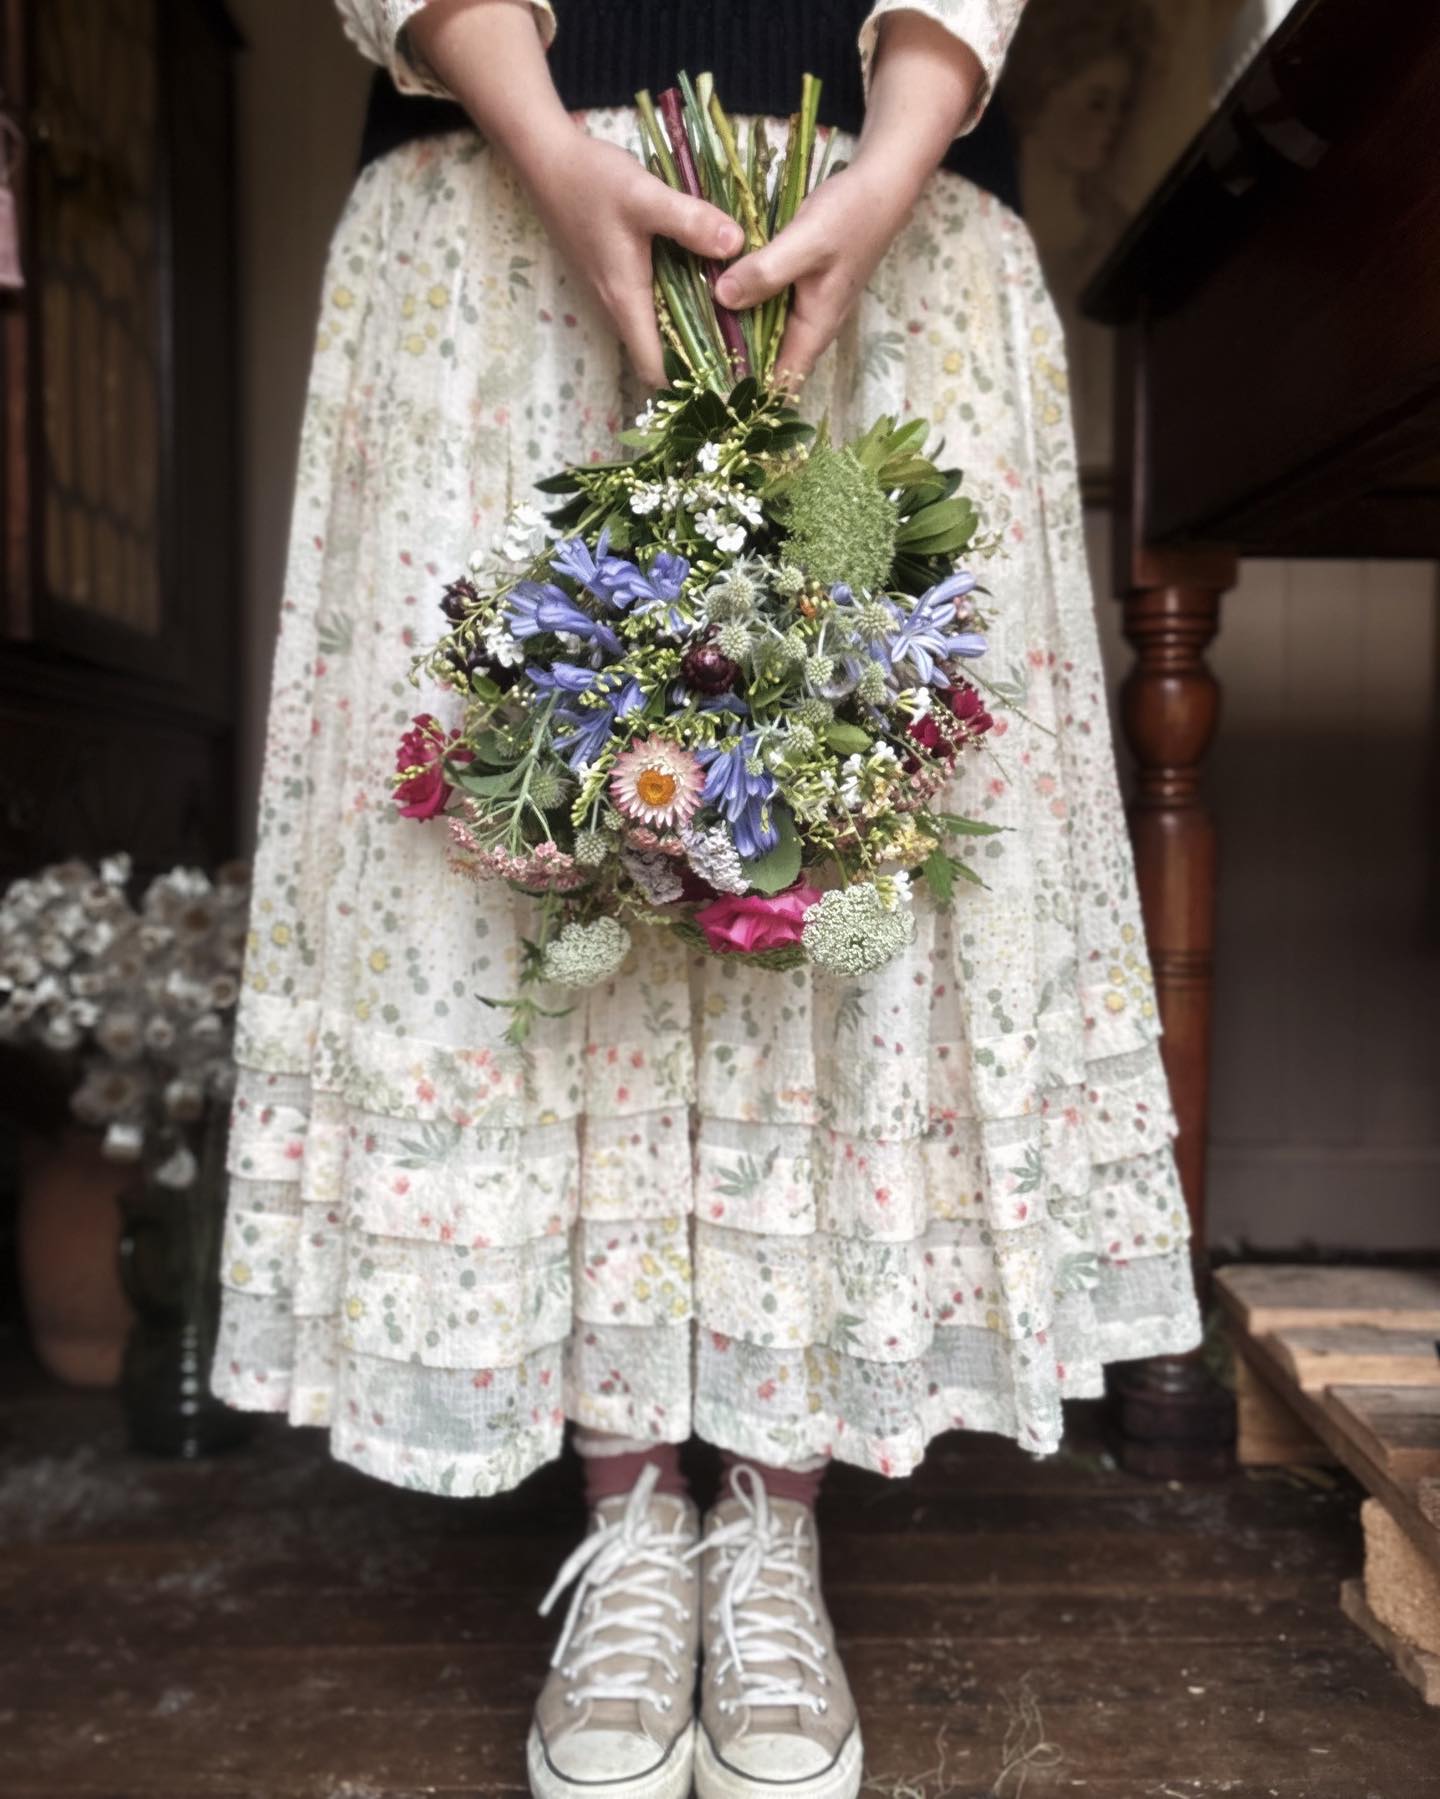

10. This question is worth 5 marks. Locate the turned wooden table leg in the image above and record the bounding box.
[1110,552,1236,1478]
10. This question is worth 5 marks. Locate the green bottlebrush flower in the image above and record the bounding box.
[541,916,632,988]
[802,884,917,976]
[572,828,611,867]
[780,444,899,596]
[707,568,758,619]
[855,660,889,706]
[715,619,753,662]
[528,766,571,811]
[855,596,895,640]
[792,696,834,729]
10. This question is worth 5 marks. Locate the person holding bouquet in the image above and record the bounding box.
[216,4,1201,1796]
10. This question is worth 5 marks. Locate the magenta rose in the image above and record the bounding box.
[693,883,823,955]
[394,714,466,820]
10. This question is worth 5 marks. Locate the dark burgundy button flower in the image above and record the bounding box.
[680,639,740,694]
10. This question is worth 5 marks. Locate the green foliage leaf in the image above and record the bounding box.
[532,471,582,495]
[740,806,801,896]
[824,721,872,755]
[895,497,978,552]
[935,812,1006,837]
[922,844,956,905]
[452,765,524,799]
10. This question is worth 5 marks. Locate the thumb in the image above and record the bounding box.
[645,181,745,261]
[712,223,817,311]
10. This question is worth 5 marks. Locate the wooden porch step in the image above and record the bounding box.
[1271,1326,1440,1394]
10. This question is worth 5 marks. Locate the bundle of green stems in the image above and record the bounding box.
[636,73,831,394]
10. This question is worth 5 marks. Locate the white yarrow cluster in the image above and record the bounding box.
[0,857,249,1167]
[540,916,632,988]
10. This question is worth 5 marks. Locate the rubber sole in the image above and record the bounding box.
[526,1722,696,1799]
[694,1724,864,1799]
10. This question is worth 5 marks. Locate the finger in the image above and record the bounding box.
[713,221,822,311]
[606,273,668,390]
[774,302,835,390]
[643,180,745,261]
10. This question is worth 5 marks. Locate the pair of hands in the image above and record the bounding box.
[524,131,914,391]
[410,2,981,390]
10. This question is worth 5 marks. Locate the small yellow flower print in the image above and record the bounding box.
[369,948,389,973]
[270,922,291,946]
[346,1296,366,1321]
[403,333,427,356]
[943,349,963,374]
[332,286,354,310]
[401,294,417,319]
[230,1260,252,1287]
[1105,991,1127,1014]
[427,284,448,309]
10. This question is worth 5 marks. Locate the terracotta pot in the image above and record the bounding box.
[17,1126,134,1387]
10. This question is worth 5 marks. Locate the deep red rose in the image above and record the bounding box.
[947,679,994,740]
[694,883,824,955]
[394,714,467,820]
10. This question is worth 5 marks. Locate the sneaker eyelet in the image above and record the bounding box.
[817,1698,829,1714]
[564,1693,578,1708]
[661,1696,673,1712]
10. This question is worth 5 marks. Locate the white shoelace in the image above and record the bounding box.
[699,1466,830,1718]
[539,1463,693,1713]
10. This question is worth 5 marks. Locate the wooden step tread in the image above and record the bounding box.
[1269,1325,1440,1393]
[1341,1579,1440,1706]
[1216,1264,1440,1334]
[1325,1386,1440,1480]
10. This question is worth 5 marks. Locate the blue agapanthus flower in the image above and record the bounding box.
[550,675,644,771]
[697,734,779,859]
[505,581,622,658]
[549,529,636,611]
[619,551,693,636]
[887,573,985,685]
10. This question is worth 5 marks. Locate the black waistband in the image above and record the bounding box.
[359,0,1021,214]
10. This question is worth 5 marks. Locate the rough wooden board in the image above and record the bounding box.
[1216,1264,1440,1334]
[1362,1497,1440,1657]
[1342,1578,1440,1706]
[1235,1352,1335,1467]
[1269,1325,1440,1393]
[1422,1479,1440,1531]
[1234,1332,1440,1581]
[1326,1385,1440,1480]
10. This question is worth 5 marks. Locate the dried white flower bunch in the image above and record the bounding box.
[0,855,248,1167]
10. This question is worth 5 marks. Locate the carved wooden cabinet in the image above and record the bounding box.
[0,0,240,881]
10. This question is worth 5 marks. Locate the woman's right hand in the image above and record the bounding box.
[406,0,742,388]
[518,130,744,389]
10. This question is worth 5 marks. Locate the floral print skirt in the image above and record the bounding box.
[212,110,1201,1498]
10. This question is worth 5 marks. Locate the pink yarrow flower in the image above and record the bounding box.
[394,714,467,820]
[694,883,823,955]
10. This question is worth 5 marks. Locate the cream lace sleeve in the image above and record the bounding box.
[333,0,557,100]
[857,1,1026,134]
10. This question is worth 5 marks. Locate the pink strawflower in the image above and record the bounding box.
[394,714,467,820]
[694,883,823,955]
[609,737,705,832]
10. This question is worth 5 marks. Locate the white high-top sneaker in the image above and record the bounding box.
[528,1464,701,1799]
[695,1466,863,1799]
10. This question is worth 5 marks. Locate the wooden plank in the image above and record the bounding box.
[1235,1353,1334,1467]
[1342,1578,1440,1706]
[1269,1325,1440,1393]
[1234,1331,1440,1581]
[1326,1385,1440,1480]
[1362,1498,1440,1658]
[1215,1264,1440,1334]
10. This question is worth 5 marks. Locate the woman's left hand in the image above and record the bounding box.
[713,11,986,387]
[713,160,920,387]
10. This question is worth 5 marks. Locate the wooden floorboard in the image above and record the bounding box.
[1,1353,1438,1795]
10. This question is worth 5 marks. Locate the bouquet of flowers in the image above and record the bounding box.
[396,74,1003,1041]
[0,856,248,1181]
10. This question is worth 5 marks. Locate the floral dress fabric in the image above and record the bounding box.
[212,0,1201,1497]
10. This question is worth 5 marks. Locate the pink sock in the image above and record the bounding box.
[575,1430,688,1507]
[720,1452,828,1511]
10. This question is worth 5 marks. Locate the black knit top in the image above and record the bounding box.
[359,0,1021,213]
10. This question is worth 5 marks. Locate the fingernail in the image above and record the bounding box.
[715,275,736,304]
[720,223,743,256]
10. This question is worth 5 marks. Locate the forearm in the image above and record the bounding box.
[405,0,574,183]
[854,12,984,196]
